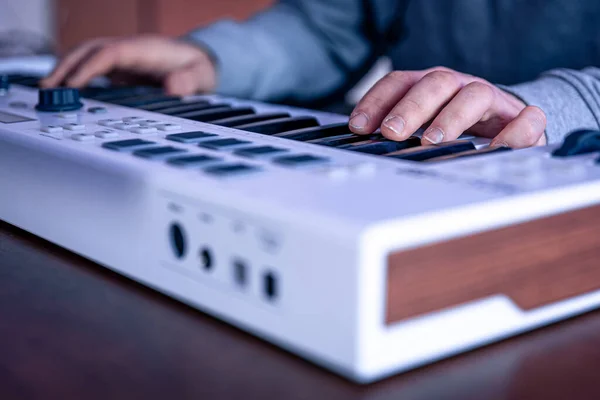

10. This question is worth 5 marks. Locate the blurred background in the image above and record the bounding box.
[0,0,387,108]
[0,0,272,55]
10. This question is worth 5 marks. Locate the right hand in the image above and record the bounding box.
[40,35,217,96]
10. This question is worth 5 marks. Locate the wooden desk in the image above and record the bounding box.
[1,220,599,399]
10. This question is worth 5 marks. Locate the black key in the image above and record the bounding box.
[167,154,222,168]
[166,131,217,143]
[112,93,180,107]
[212,112,290,127]
[102,139,157,152]
[385,140,476,161]
[425,145,512,162]
[139,99,206,111]
[80,86,160,101]
[199,138,251,150]
[274,122,351,141]
[341,137,421,155]
[272,154,328,167]
[183,107,255,123]
[552,130,600,157]
[236,116,319,135]
[133,146,187,160]
[203,163,260,177]
[234,145,288,158]
[158,102,230,116]
[309,133,377,147]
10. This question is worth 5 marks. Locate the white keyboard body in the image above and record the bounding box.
[1,81,600,383]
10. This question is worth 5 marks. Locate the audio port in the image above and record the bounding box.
[263,270,278,301]
[200,247,214,271]
[169,223,186,259]
[233,259,248,287]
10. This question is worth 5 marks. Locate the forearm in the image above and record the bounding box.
[183,0,368,102]
[501,67,600,144]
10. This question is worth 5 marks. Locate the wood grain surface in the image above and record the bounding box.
[386,205,600,324]
[1,220,600,399]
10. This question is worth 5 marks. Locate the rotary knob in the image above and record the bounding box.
[35,87,83,112]
[0,75,9,94]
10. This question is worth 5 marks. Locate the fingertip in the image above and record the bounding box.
[380,115,407,141]
[348,112,371,134]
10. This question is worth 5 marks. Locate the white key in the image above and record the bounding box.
[64,123,86,131]
[94,130,119,139]
[123,116,145,122]
[71,133,95,142]
[113,123,141,130]
[156,123,181,131]
[41,125,63,133]
[130,127,158,135]
[98,119,122,126]
[324,166,350,181]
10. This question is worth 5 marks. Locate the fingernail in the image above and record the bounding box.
[349,113,368,130]
[490,141,509,148]
[383,116,405,136]
[423,127,444,144]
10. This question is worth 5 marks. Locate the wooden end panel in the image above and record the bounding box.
[386,205,600,325]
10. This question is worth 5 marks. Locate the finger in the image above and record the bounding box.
[381,70,465,141]
[420,81,495,145]
[349,71,425,134]
[490,106,547,148]
[66,43,130,87]
[41,39,108,87]
[164,60,216,96]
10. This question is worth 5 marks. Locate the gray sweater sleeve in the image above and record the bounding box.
[501,67,600,144]
[183,0,400,103]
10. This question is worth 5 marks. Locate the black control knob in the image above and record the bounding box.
[35,87,83,112]
[0,75,9,93]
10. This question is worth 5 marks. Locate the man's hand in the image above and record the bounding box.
[349,67,547,148]
[41,35,217,96]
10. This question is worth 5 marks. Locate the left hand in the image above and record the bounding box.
[349,67,547,148]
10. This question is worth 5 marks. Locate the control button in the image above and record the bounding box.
[41,125,63,133]
[98,119,122,126]
[199,138,251,150]
[88,106,107,114]
[167,154,222,168]
[63,123,85,131]
[35,87,83,112]
[166,131,217,143]
[323,166,350,180]
[102,139,157,152]
[9,101,27,109]
[351,162,377,177]
[114,122,140,130]
[233,145,288,158]
[138,119,161,126]
[71,133,95,142]
[123,116,145,122]
[553,130,600,157]
[156,123,181,131]
[130,127,158,135]
[263,271,278,301]
[203,163,260,177]
[133,146,187,160]
[272,154,329,167]
[94,130,119,139]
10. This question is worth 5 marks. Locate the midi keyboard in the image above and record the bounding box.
[1,73,600,383]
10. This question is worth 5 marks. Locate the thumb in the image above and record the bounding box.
[164,59,216,96]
